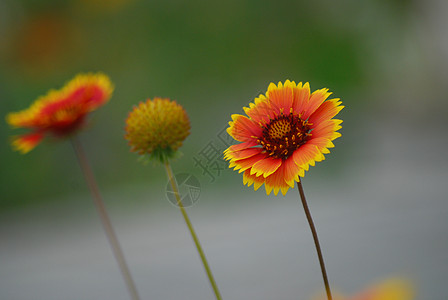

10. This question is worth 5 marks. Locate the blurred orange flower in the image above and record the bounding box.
[313,278,414,300]
[224,80,343,195]
[76,0,136,13]
[6,73,113,153]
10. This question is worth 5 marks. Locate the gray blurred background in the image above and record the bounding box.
[0,0,447,299]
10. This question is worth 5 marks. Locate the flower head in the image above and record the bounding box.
[6,73,113,154]
[312,278,414,300]
[124,98,190,163]
[350,278,414,300]
[224,80,343,195]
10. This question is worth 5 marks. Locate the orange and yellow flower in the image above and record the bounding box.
[6,73,113,153]
[224,80,343,195]
[349,278,414,300]
[312,278,414,300]
[124,98,191,162]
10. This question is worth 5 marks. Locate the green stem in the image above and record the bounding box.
[71,137,140,300]
[297,179,332,300]
[164,162,222,300]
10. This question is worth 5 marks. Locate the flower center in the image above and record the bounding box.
[268,118,291,139]
[258,113,311,160]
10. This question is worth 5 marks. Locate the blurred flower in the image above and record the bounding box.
[224,80,343,195]
[313,278,414,300]
[6,73,113,153]
[124,98,191,162]
[8,11,83,77]
[75,0,136,13]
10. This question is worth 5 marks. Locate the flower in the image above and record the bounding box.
[312,278,414,300]
[350,278,414,300]
[224,80,343,195]
[77,0,136,13]
[124,98,191,162]
[6,73,113,153]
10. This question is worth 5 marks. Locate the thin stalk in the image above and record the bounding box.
[164,161,222,300]
[297,179,332,300]
[71,137,140,300]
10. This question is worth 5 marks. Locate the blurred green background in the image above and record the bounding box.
[1,0,447,299]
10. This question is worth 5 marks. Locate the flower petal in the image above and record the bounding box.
[243,95,275,125]
[265,165,291,196]
[10,132,45,154]
[266,80,294,115]
[227,114,262,143]
[243,169,265,191]
[302,88,332,120]
[311,119,343,141]
[306,137,335,154]
[223,141,258,154]
[250,156,283,177]
[292,82,310,115]
[292,143,324,171]
[229,153,266,173]
[308,98,344,125]
[283,156,305,186]
[6,109,41,128]
[224,147,262,161]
